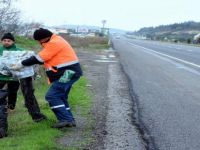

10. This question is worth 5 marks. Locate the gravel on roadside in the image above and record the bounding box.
[57,48,146,150]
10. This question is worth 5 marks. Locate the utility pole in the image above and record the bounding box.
[101,20,107,36]
[102,20,107,29]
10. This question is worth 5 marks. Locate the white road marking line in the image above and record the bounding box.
[108,54,116,58]
[95,60,118,63]
[128,42,200,69]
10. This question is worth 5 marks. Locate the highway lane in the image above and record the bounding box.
[126,39,200,66]
[112,38,200,150]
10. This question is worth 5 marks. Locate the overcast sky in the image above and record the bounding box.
[15,0,200,31]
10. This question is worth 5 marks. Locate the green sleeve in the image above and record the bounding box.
[0,46,4,55]
[15,46,24,51]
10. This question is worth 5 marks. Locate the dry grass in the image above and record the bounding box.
[59,34,109,48]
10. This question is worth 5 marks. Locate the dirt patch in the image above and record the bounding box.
[57,48,145,149]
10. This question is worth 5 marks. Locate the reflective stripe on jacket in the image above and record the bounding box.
[36,34,82,83]
[37,34,79,69]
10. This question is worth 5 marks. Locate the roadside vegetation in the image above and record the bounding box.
[15,36,40,50]
[0,36,108,149]
[60,34,109,49]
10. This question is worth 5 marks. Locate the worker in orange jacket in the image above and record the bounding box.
[13,28,82,128]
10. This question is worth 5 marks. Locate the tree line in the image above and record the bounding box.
[0,0,42,38]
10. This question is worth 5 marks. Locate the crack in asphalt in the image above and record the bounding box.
[122,65,158,150]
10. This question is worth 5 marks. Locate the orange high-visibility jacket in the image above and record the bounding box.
[35,34,82,83]
[36,34,79,70]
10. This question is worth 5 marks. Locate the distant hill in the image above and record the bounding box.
[130,21,200,42]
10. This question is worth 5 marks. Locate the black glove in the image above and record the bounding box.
[1,66,12,76]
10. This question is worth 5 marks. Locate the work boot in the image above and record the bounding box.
[7,104,15,110]
[7,104,15,113]
[32,113,47,122]
[51,121,74,128]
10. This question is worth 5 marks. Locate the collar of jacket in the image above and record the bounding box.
[3,44,17,50]
[41,34,56,47]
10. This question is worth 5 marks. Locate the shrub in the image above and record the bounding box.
[59,34,108,48]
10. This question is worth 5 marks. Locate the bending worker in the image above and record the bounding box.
[12,28,82,128]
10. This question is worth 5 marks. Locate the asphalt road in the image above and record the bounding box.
[112,37,200,150]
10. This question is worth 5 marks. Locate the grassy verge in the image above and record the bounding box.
[59,34,109,48]
[0,75,92,150]
[15,36,40,50]
[0,37,93,150]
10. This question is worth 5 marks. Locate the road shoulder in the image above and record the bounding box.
[57,48,145,149]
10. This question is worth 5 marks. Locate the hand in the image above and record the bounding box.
[9,61,23,71]
[1,66,12,76]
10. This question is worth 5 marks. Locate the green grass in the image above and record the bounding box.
[15,36,40,50]
[0,76,92,150]
[0,36,97,149]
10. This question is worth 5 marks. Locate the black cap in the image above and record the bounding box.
[1,33,15,41]
[33,28,53,40]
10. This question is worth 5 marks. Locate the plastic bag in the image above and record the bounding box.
[59,70,75,83]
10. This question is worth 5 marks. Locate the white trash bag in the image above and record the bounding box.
[0,51,35,79]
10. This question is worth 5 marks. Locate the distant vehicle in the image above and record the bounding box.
[115,35,120,39]
[86,33,96,37]
[193,33,200,44]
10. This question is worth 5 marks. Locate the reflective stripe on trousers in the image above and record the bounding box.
[45,78,79,121]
